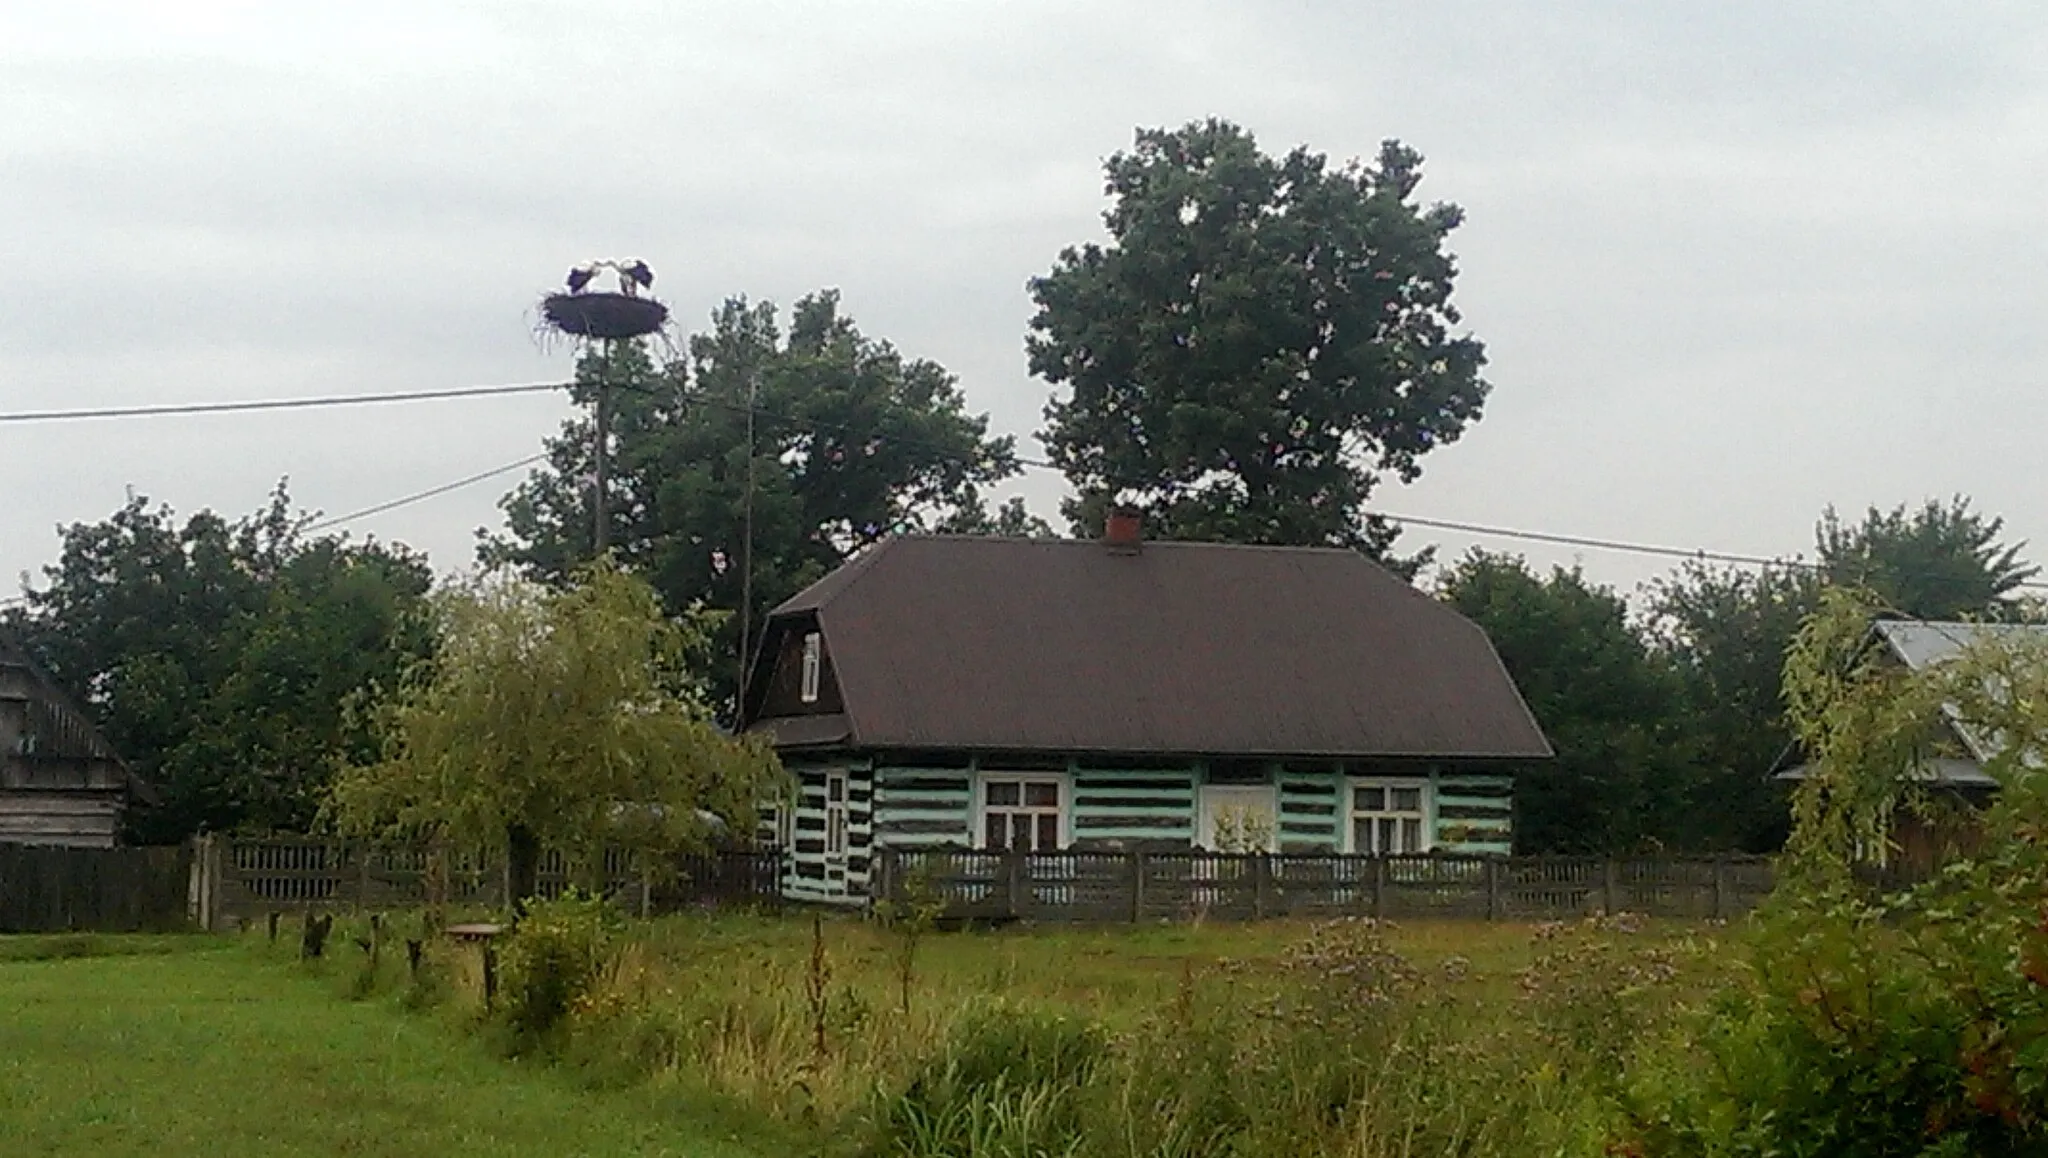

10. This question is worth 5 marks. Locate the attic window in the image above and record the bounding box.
[800,632,822,703]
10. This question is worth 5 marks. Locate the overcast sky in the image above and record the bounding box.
[5,1,2046,602]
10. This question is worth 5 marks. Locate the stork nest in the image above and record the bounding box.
[540,292,670,340]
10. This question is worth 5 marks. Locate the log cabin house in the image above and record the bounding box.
[0,635,139,847]
[737,518,1552,906]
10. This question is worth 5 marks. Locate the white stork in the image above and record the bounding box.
[618,259,654,297]
[566,261,605,294]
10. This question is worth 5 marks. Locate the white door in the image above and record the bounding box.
[1198,785,1279,852]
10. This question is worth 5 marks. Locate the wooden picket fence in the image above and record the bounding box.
[0,842,192,933]
[190,835,781,930]
[872,848,1776,923]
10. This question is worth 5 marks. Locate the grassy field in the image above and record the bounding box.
[0,934,763,1158]
[414,906,1742,1155]
[0,914,1744,1157]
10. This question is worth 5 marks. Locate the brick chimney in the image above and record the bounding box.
[1104,507,1142,552]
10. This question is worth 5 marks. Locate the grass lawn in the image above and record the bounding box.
[0,935,764,1158]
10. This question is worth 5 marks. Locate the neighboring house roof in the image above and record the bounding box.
[0,632,136,781]
[743,535,1553,761]
[1779,619,2048,788]
[1878,619,2048,770]
[1872,620,2048,678]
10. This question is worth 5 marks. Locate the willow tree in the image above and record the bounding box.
[327,563,783,908]
[1713,591,2048,1150]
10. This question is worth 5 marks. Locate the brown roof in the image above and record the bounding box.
[743,536,1551,761]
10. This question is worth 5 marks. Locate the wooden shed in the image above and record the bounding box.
[0,635,139,847]
[738,524,1552,906]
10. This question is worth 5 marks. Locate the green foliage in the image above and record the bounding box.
[1439,550,1696,852]
[1817,496,2039,621]
[1662,589,2048,1154]
[486,295,1029,708]
[325,562,785,903]
[874,865,949,1018]
[1444,495,2037,857]
[877,1002,1108,1157]
[3,482,434,842]
[1030,119,1488,562]
[1646,561,1817,852]
[498,889,623,1049]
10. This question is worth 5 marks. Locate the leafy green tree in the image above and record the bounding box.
[3,485,433,842]
[1643,495,2035,852]
[1030,119,1489,561]
[1438,551,1695,854]
[935,494,1058,538]
[1817,496,2038,620]
[1646,562,1818,852]
[487,292,1027,704]
[326,563,783,906]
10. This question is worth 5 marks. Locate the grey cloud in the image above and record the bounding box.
[5,1,2048,598]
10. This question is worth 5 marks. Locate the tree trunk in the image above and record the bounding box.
[507,823,542,917]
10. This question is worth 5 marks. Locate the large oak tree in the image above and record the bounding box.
[1030,119,1489,561]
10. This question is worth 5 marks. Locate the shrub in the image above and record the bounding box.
[496,888,620,1049]
[876,1002,1108,1156]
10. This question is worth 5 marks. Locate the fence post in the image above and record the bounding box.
[186,835,207,931]
[874,849,896,907]
[1004,847,1027,920]
[1485,857,1502,921]
[1370,856,1386,919]
[1711,856,1728,921]
[1602,858,1619,916]
[191,834,224,932]
[1129,850,1147,924]
[1252,854,1274,919]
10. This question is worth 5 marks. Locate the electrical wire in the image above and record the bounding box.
[667,390,2048,587]
[303,454,548,533]
[0,382,566,424]
[7,374,2043,591]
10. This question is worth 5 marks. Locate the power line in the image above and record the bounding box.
[1368,510,2048,591]
[644,386,2048,590]
[11,373,2045,592]
[0,382,566,424]
[1370,511,1795,569]
[304,454,548,533]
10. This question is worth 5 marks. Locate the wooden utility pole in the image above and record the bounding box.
[593,347,611,556]
[737,366,758,689]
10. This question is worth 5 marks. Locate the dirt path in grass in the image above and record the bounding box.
[0,940,761,1158]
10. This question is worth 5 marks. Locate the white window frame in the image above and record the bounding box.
[973,771,1071,852]
[800,632,823,703]
[1346,777,1433,855]
[823,771,848,859]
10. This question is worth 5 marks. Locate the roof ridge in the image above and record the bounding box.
[894,533,1388,558]
[816,537,898,608]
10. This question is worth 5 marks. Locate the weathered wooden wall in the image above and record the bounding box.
[873,848,1776,924]
[0,791,123,847]
[2,648,134,848]
[0,842,191,932]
